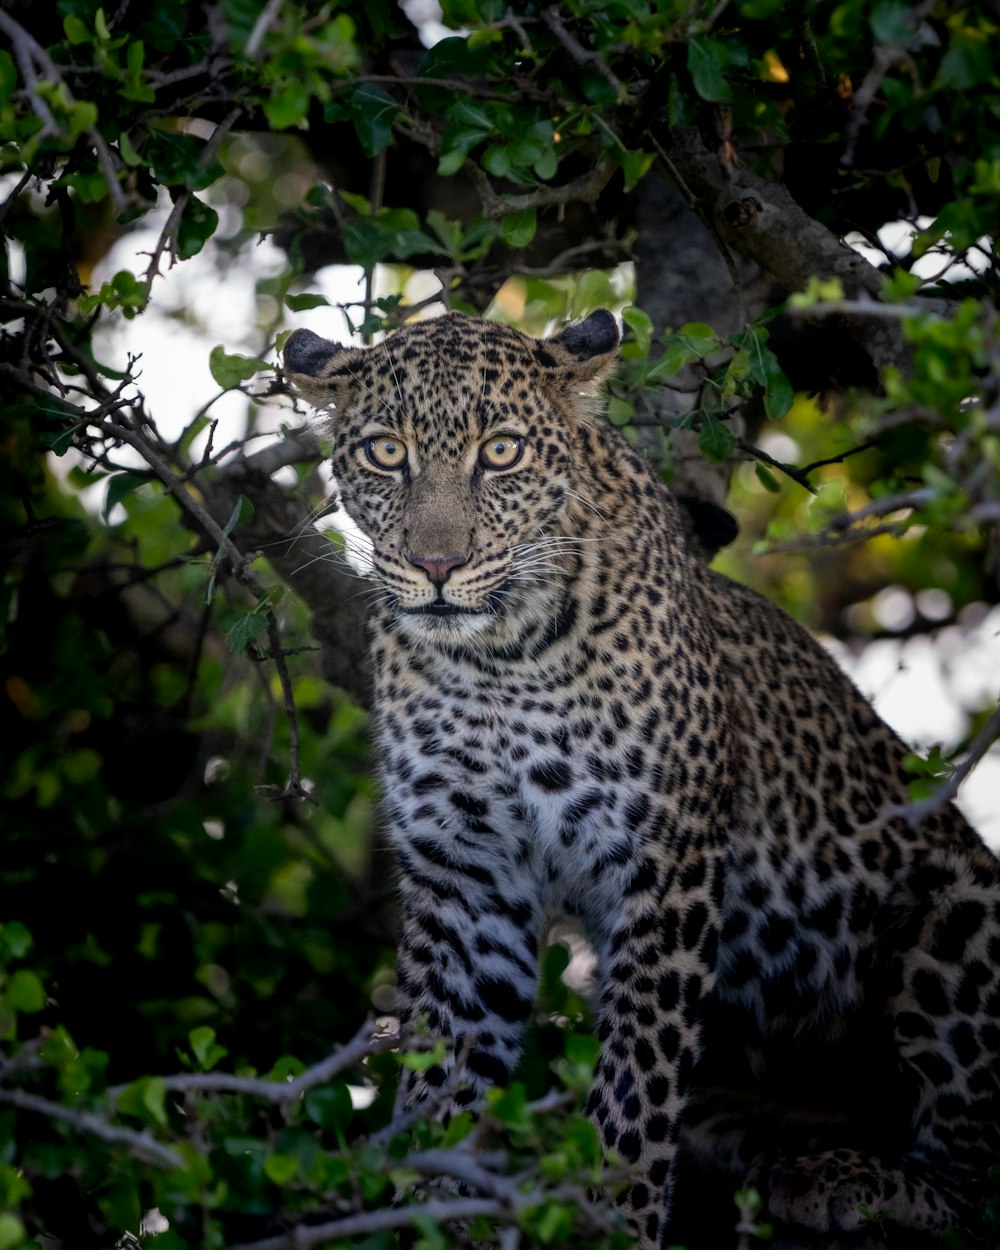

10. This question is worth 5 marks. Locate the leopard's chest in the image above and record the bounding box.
[377,664,660,934]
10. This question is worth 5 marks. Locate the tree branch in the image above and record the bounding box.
[0,1087,182,1170]
[877,703,1000,830]
[108,1019,393,1104]
[235,1197,508,1250]
[656,128,954,375]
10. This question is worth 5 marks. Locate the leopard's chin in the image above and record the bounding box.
[395,607,500,645]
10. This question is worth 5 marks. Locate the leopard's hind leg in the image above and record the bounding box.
[766,851,1000,1237]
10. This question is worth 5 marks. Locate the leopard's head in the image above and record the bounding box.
[282,310,619,642]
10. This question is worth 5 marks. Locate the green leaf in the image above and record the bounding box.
[0,1215,26,1250]
[606,396,634,426]
[733,329,793,419]
[447,99,493,131]
[619,148,654,191]
[0,922,33,962]
[437,126,486,176]
[63,14,92,44]
[350,84,398,157]
[501,207,536,248]
[222,605,269,655]
[688,38,732,102]
[342,208,441,269]
[265,80,311,130]
[648,322,719,378]
[209,346,269,389]
[117,1076,167,1126]
[188,1025,228,1070]
[176,196,218,260]
[677,322,718,355]
[698,413,737,463]
[264,1153,299,1185]
[144,131,221,191]
[870,0,914,44]
[622,306,653,357]
[480,145,511,178]
[0,51,15,107]
[103,471,149,519]
[755,462,781,492]
[486,1082,527,1127]
[763,365,794,421]
[285,292,330,311]
[5,968,45,1013]
[221,494,254,539]
[304,1083,353,1135]
[118,131,144,166]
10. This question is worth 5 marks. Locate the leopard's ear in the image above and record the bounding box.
[537,309,620,390]
[282,329,363,410]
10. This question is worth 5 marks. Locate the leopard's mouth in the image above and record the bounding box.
[403,603,478,617]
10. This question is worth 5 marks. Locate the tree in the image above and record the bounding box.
[1,0,998,1247]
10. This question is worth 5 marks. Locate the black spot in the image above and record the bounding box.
[645,1113,670,1142]
[912,968,950,1016]
[634,1038,656,1071]
[657,971,680,1011]
[759,913,794,956]
[450,790,488,817]
[618,1130,642,1162]
[803,895,843,938]
[911,1049,954,1084]
[682,902,709,951]
[625,857,658,896]
[657,1024,680,1060]
[528,760,572,791]
[949,1020,980,1068]
[931,899,987,964]
[646,1074,670,1105]
[623,793,650,830]
[474,974,533,1022]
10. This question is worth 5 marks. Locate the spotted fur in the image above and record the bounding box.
[284,311,1000,1246]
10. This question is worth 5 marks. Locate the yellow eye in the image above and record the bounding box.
[479,435,524,470]
[365,436,407,470]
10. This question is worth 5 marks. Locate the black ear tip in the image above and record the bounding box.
[558,309,620,359]
[283,328,335,375]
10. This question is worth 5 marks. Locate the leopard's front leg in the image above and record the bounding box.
[393,854,544,1117]
[589,842,725,1249]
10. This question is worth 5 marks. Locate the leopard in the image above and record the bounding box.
[282,309,1000,1248]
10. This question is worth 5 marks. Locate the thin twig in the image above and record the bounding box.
[737,437,818,495]
[235,1197,508,1250]
[245,0,284,57]
[841,0,936,167]
[461,159,615,220]
[264,608,314,802]
[108,1019,392,1103]
[877,703,1000,829]
[541,7,627,101]
[0,10,129,215]
[0,1087,182,1170]
[141,106,242,292]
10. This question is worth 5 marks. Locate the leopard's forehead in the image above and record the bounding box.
[335,314,555,447]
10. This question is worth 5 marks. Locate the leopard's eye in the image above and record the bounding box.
[478,435,524,471]
[365,436,407,470]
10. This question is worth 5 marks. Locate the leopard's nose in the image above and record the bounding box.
[407,552,468,589]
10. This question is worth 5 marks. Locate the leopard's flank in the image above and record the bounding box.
[284,311,1000,1247]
